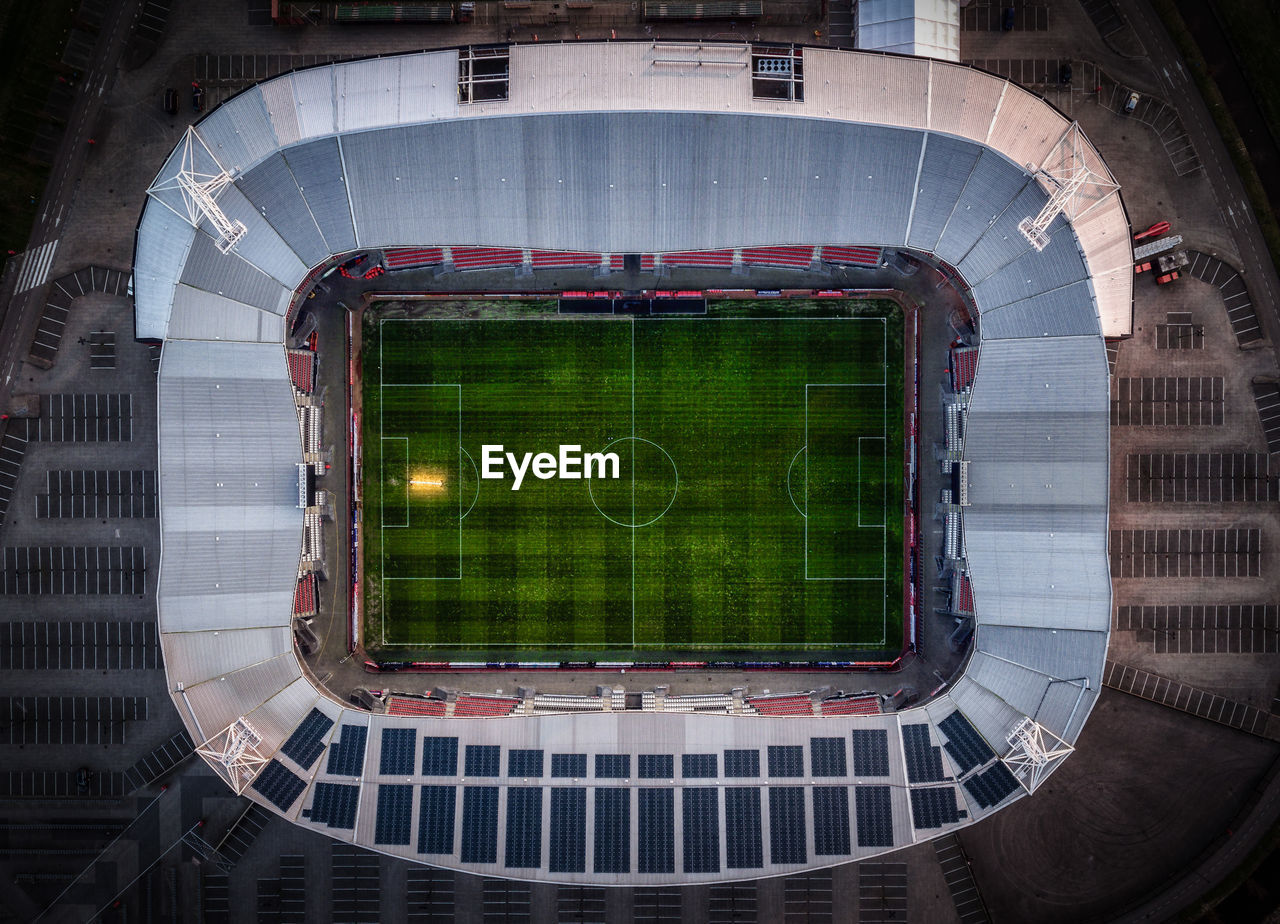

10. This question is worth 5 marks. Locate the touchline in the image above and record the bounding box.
[480,444,621,490]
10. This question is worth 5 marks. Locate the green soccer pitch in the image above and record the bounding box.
[360,300,905,661]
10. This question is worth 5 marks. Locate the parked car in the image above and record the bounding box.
[191,82,205,112]
[1124,90,1141,113]
[1001,7,1015,30]
[1059,62,1072,85]
[163,87,177,115]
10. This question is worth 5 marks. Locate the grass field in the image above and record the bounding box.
[361,300,904,660]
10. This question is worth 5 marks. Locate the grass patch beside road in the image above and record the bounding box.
[0,0,81,253]
[1150,0,1280,279]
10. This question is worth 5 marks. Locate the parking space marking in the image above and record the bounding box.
[1125,452,1277,503]
[1115,604,1279,654]
[1103,660,1271,736]
[0,696,147,745]
[1109,528,1261,578]
[36,470,158,518]
[0,621,160,669]
[1111,377,1224,426]
[0,546,147,594]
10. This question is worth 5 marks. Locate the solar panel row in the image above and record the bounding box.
[465,743,500,777]
[725,787,763,869]
[964,761,1021,809]
[309,781,358,829]
[638,788,675,874]
[812,786,851,855]
[460,785,499,863]
[767,745,804,778]
[252,759,306,812]
[505,787,542,868]
[552,753,587,778]
[417,784,456,854]
[683,753,718,778]
[901,725,946,783]
[724,749,760,778]
[375,783,414,845]
[596,754,629,779]
[809,738,846,777]
[851,728,890,777]
[280,708,333,770]
[326,724,368,777]
[507,748,543,778]
[854,785,894,847]
[594,787,630,872]
[938,711,996,776]
[683,787,720,873]
[910,787,961,829]
[421,736,458,776]
[380,727,416,776]
[639,754,674,779]
[768,786,806,865]
[549,787,586,872]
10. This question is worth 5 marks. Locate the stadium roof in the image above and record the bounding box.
[138,43,1120,884]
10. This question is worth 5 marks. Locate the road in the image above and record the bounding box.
[0,0,142,403]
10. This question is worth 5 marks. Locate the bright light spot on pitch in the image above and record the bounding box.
[409,471,447,492]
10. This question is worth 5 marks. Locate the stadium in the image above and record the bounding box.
[135,41,1125,885]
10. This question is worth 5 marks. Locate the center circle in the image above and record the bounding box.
[587,437,679,528]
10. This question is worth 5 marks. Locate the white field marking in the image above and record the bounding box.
[804,383,886,584]
[378,314,897,649]
[858,437,887,528]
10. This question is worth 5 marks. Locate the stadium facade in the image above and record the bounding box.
[134,43,1124,884]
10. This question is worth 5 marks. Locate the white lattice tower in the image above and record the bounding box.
[1018,122,1120,252]
[1003,716,1074,794]
[146,126,248,254]
[196,716,268,794]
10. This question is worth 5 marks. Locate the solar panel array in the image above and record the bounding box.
[809,738,846,777]
[552,753,587,778]
[767,745,804,778]
[505,787,542,868]
[252,759,306,812]
[460,786,499,863]
[465,744,501,777]
[421,736,459,776]
[854,785,894,848]
[379,728,416,776]
[724,749,760,778]
[910,787,961,829]
[901,725,946,783]
[596,754,630,779]
[851,728,890,777]
[417,784,456,854]
[326,724,368,777]
[638,788,675,874]
[375,783,414,845]
[964,761,1021,809]
[309,782,359,829]
[594,788,630,872]
[724,787,763,869]
[639,754,674,779]
[812,786,851,855]
[507,748,543,778]
[279,708,333,770]
[938,711,996,776]
[683,787,720,873]
[682,753,718,778]
[549,787,586,872]
[768,786,807,865]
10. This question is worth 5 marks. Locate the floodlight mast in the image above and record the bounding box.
[196,716,269,795]
[146,126,248,254]
[1018,121,1120,252]
[1002,715,1075,794]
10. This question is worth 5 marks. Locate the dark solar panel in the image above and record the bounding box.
[724,787,763,869]
[464,744,500,777]
[809,737,846,777]
[309,782,359,829]
[552,753,587,778]
[594,788,630,873]
[460,786,499,863]
[682,753,718,779]
[638,788,675,874]
[549,788,586,873]
[595,754,630,779]
[639,754,674,779]
[768,786,807,865]
[851,728,890,777]
[380,727,416,776]
[963,762,1020,809]
[724,749,760,778]
[280,708,333,770]
[767,745,804,778]
[682,787,720,873]
[812,786,851,855]
[326,724,368,777]
[939,711,996,776]
[251,760,305,811]
[854,785,894,847]
[421,736,459,776]
[507,748,544,778]
[504,787,542,868]
[901,724,946,783]
[374,784,414,845]
[910,786,961,829]
[417,785,456,854]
